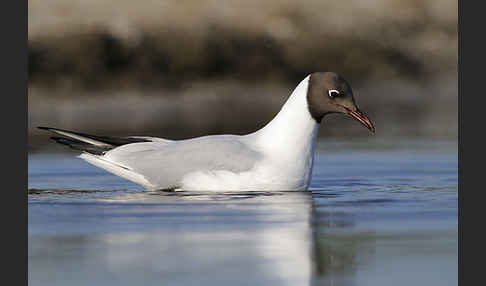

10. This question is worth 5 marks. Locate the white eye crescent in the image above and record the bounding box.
[328,89,340,98]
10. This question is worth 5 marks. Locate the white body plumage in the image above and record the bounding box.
[80,76,319,191]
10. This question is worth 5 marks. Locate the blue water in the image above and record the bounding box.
[28,140,458,286]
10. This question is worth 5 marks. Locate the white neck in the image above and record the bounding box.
[251,75,320,158]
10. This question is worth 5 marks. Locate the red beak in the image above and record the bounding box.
[343,106,375,133]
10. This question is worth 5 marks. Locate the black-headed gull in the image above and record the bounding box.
[39,72,374,191]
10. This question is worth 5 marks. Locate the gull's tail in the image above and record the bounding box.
[38,126,157,189]
[37,126,151,155]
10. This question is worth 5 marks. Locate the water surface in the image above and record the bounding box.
[28,140,458,286]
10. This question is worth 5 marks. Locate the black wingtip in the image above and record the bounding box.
[37,126,52,131]
[50,136,70,145]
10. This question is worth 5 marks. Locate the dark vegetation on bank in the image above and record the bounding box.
[29,26,453,90]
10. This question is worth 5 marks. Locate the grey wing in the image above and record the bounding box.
[103,135,262,188]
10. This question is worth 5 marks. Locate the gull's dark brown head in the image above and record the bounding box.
[307,72,375,133]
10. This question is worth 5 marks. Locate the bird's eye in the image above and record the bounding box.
[328,89,340,98]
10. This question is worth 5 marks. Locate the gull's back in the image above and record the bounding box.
[102,134,263,190]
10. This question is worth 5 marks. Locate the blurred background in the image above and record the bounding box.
[28,0,457,151]
[28,3,458,285]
